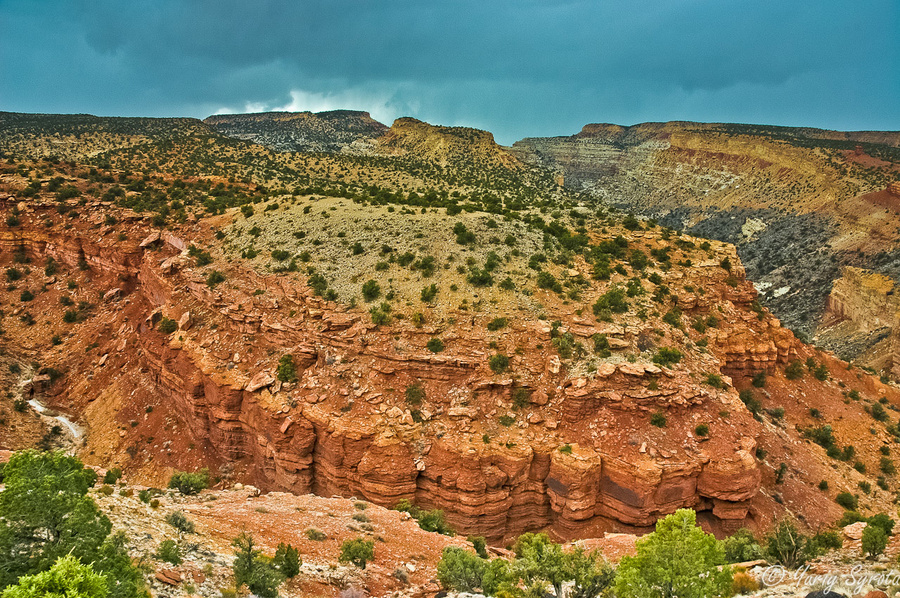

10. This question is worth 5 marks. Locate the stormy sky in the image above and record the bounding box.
[1,0,897,144]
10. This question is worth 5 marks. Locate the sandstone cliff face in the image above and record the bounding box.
[0,200,785,541]
[816,266,900,376]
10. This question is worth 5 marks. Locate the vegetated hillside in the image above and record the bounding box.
[0,111,215,160]
[0,111,571,214]
[2,148,900,552]
[510,122,900,357]
[204,110,390,154]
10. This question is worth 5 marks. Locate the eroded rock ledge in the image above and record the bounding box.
[1,202,797,540]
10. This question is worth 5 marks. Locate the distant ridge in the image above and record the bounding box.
[204,109,389,154]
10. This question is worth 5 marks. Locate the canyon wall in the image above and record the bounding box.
[1,203,785,540]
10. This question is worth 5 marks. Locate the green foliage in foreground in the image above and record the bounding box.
[0,450,146,598]
[437,531,613,597]
[232,532,283,598]
[1,556,108,598]
[615,509,731,598]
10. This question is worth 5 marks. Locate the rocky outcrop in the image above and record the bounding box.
[0,200,782,541]
[204,110,389,154]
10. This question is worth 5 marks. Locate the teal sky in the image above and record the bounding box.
[0,0,897,144]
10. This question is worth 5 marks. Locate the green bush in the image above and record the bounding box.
[784,360,804,380]
[157,317,178,334]
[1,555,108,598]
[233,532,282,598]
[339,538,375,569]
[437,547,486,593]
[592,333,611,357]
[752,370,767,387]
[862,524,888,559]
[616,509,731,598]
[650,412,667,428]
[593,286,628,316]
[694,424,709,437]
[0,450,145,596]
[420,284,438,302]
[652,348,682,367]
[168,469,210,495]
[704,374,724,389]
[155,539,182,565]
[362,279,380,301]
[103,468,122,485]
[766,519,811,568]
[276,354,297,383]
[835,492,858,510]
[206,270,226,288]
[426,338,444,353]
[418,509,454,535]
[722,528,763,563]
[487,317,508,331]
[273,542,301,578]
[369,306,390,325]
[489,354,510,374]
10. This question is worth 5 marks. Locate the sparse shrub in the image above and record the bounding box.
[276,354,297,383]
[731,571,758,595]
[206,270,226,288]
[489,353,510,374]
[487,317,508,331]
[339,538,375,569]
[704,374,724,389]
[784,360,804,380]
[103,468,122,485]
[405,383,426,406]
[233,532,282,598]
[271,542,300,578]
[498,415,515,427]
[369,306,390,325]
[593,286,628,316]
[418,509,454,535]
[168,469,209,495]
[166,511,195,533]
[426,338,444,353]
[157,317,178,334]
[650,412,667,427]
[156,539,182,565]
[881,457,896,475]
[306,528,326,541]
[362,279,380,301]
[835,492,858,510]
[752,370,766,387]
[511,387,530,409]
[819,479,829,491]
[662,306,682,329]
[436,546,486,593]
[652,347,682,367]
[420,284,438,302]
[694,424,709,437]
[98,485,114,496]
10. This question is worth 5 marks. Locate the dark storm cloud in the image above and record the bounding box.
[1,0,897,143]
